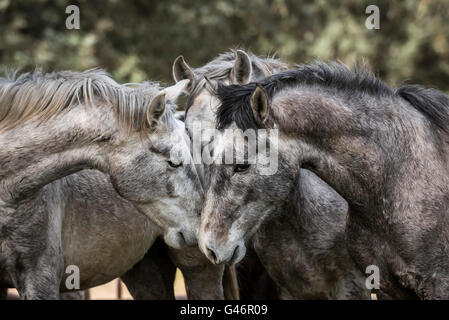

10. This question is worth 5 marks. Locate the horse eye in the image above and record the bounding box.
[167,160,182,168]
[233,164,250,173]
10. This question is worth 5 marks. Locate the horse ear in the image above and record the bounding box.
[147,93,166,128]
[250,86,270,124]
[162,79,190,102]
[172,56,195,90]
[230,50,252,84]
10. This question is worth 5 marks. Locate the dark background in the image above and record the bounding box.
[1,0,448,92]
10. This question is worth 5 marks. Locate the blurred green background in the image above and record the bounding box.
[0,0,448,91]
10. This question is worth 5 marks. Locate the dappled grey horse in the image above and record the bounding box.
[174,51,369,299]
[0,81,226,300]
[0,70,204,299]
[0,169,225,300]
[200,61,449,299]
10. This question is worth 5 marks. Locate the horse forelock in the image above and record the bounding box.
[215,82,262,131]
[0,69,163,134]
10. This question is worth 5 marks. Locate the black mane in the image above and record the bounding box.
[395,85,449,133]
[216,60,449,134]
[216,82,262,131]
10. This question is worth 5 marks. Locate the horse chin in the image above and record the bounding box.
[164,227,198,249]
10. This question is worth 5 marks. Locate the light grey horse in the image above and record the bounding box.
[0,70,203,299]
[1,168,226,300]
[0,78,226,299]
[201,61,449,299]
[173,51,370,299]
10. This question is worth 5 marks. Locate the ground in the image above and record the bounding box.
[7,269,187,300]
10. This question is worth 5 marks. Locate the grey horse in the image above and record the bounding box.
[174,51,369,299]
[1,168,226,300]
[200,61,449,299]
[0,70,203,299]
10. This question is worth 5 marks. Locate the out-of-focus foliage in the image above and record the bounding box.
[0,0,448,91]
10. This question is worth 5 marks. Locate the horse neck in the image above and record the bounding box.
[0,103,116,203]
[274,87,419,215]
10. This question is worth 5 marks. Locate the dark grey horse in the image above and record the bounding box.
[199,61,449,299]
[175,51,369,299]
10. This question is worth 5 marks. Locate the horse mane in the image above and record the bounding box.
[0,69,164,134]
[395,85,449,134]
[216,60,449,134]
[193,49,288,80]
[186,49,288,113]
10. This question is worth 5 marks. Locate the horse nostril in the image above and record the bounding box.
[206,246,218,264]
[178,231,186,244]
[229,245,239,265]
[178,230,197,247]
